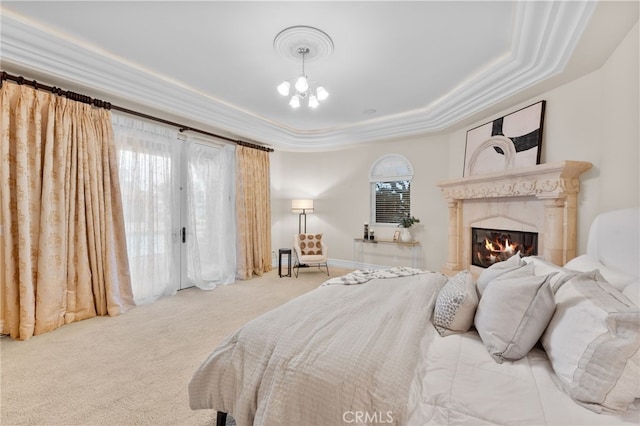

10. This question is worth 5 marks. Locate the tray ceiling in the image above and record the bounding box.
[1,1,637,151]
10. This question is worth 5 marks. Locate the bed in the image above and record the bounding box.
[189,207,639,425]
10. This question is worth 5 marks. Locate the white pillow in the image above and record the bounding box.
[523,256,580,292]
[474,271,556,363]
[623,281,640,307]
[542,271,640,413]
[476,253,526,297]
[564,255,636,291]
[433,271,477,337]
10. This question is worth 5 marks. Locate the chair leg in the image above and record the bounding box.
[293,252,300,278]
[293,255,328,277]
[314,262,329,276]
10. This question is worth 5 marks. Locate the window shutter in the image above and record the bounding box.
[369,154,414,226]
[375,181,411,224]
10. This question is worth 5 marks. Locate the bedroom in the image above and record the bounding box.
[1,1,639,425]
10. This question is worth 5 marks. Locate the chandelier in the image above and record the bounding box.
[277,47,329,109]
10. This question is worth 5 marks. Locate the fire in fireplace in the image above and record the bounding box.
[471,227,538,268]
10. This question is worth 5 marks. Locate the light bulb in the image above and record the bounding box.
[289,95,300,108]
[295,75,309,93]
[308,95,319,108]
[316,86,329,101]
[277,81,290,96]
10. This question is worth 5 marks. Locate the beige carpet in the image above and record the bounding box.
[1,267,352,426]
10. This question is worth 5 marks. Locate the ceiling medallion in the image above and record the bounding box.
[273,25,334,63]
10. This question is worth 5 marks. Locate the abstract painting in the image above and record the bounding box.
[463,101,546,177]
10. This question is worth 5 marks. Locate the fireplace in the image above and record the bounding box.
[436,161,593,277]
[471,227,538,268]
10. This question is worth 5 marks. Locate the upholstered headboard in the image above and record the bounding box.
[585,207,639,280]
[564,207,639,304]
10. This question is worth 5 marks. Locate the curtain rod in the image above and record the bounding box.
[0,71,274,153]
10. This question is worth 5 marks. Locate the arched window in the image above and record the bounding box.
[369,154,414,226]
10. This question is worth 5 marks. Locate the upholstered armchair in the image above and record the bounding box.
[293,233,329,277]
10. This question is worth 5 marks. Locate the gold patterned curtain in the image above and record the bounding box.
[0,82,135,340]
[236,145,272,280]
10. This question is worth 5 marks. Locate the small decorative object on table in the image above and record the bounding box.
[363,223,369,240]
[398,215,420,243]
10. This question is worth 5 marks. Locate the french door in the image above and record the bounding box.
[179,140,236,290]
[114,114,235,304]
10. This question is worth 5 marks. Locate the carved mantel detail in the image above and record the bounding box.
[436,161,592,275]
[438,161,592,201]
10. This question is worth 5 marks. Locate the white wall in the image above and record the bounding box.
[598,21,639,211]
[448,22,639,255]
[271,134,451,271]
[271,22,639,270]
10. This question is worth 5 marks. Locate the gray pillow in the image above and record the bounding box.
[433,270,477,337]
[476,253,526,297]
[542,271,640,413]
[495,261,534,281]
[474,272,556,363]
[522,256,581,292]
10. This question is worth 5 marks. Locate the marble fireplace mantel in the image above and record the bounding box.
[437,161,592,276]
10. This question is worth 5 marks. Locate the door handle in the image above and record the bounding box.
[182,227,186,243]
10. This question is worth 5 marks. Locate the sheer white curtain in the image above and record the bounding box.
[112,113,181,304]
[185,139,236,289]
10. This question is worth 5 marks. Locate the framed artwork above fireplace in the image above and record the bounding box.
[463,100,546,177]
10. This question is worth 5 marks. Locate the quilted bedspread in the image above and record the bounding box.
[188,271,448,425]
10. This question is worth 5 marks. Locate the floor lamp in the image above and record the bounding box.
[291,199,314,233]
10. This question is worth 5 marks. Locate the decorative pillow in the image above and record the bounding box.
[474,272,556,363]
[623,281,640,307]
[433,271,477,337]
[495,260,534,280]
[564,254,636,291]
[476,253,526,297]
[523,256,580,292]
[542,271,640,413]
[299,234,323,255]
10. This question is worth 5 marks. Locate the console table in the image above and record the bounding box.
[353,238,422,269]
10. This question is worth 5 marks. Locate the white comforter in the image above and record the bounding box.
[188,271,448,425]
[189,269,640,426]
[407,330,640,425]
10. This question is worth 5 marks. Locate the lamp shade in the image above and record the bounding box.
[291,199,314,213]
[295,75,309,92]
[289,95,300,108]
[277,81,290,96]
[316,86,329,101]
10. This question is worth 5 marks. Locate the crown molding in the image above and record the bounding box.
[0,9,288,144]
[0,2,596,151]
